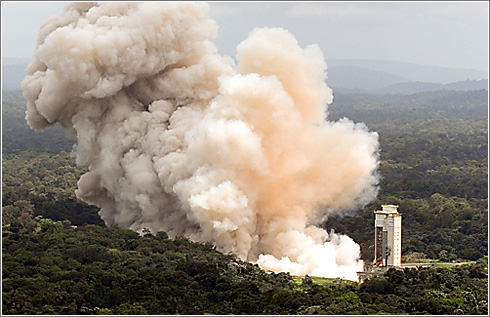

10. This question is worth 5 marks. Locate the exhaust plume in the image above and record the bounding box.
[23,2,379,281]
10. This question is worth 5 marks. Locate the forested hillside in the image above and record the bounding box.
[2,88,488,314]
[2,90,75,154]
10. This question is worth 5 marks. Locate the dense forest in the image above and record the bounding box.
[2,88,488,314]
[2,216,488,314]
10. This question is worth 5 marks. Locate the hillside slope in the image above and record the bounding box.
[326,66,409,90]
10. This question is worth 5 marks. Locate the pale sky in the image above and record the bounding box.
[1,1,489,72]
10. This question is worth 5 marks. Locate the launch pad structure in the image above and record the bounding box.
[357,206,438,282]
[357,205,403,282]
[374,205,402,268]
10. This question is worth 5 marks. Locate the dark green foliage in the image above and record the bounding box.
[2,90,75,154]
[328,90,488,200]
[2,151,103,226]
[360,276,394,294]
[1,217,295,314]
[2,216,487,315]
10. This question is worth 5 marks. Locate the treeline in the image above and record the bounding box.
[2,216,487,315]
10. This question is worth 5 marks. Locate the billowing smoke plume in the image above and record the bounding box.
[23,2,379,281]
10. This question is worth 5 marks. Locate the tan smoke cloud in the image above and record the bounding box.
[22,2,379,281]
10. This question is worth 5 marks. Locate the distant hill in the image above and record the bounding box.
[2,57,488,94]
[1,57,30,90]
[327,59,488,84]
[325,61,488,94]
[326,66,409,91]
[371,79,488,95]
[2,64,27,90]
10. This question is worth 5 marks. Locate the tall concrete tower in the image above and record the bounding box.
[374,205,402,267]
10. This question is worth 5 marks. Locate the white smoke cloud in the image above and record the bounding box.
[22,2,379,281]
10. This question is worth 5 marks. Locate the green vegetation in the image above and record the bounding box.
[2,216,487,314]
[2,89,488,314]
[2,150,103,227]
[325,90,488,263]
[2,90,75,155]
[328,90,487,200]
[326,195,487,263]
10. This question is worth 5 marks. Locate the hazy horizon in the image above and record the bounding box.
[1,1,489,73]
